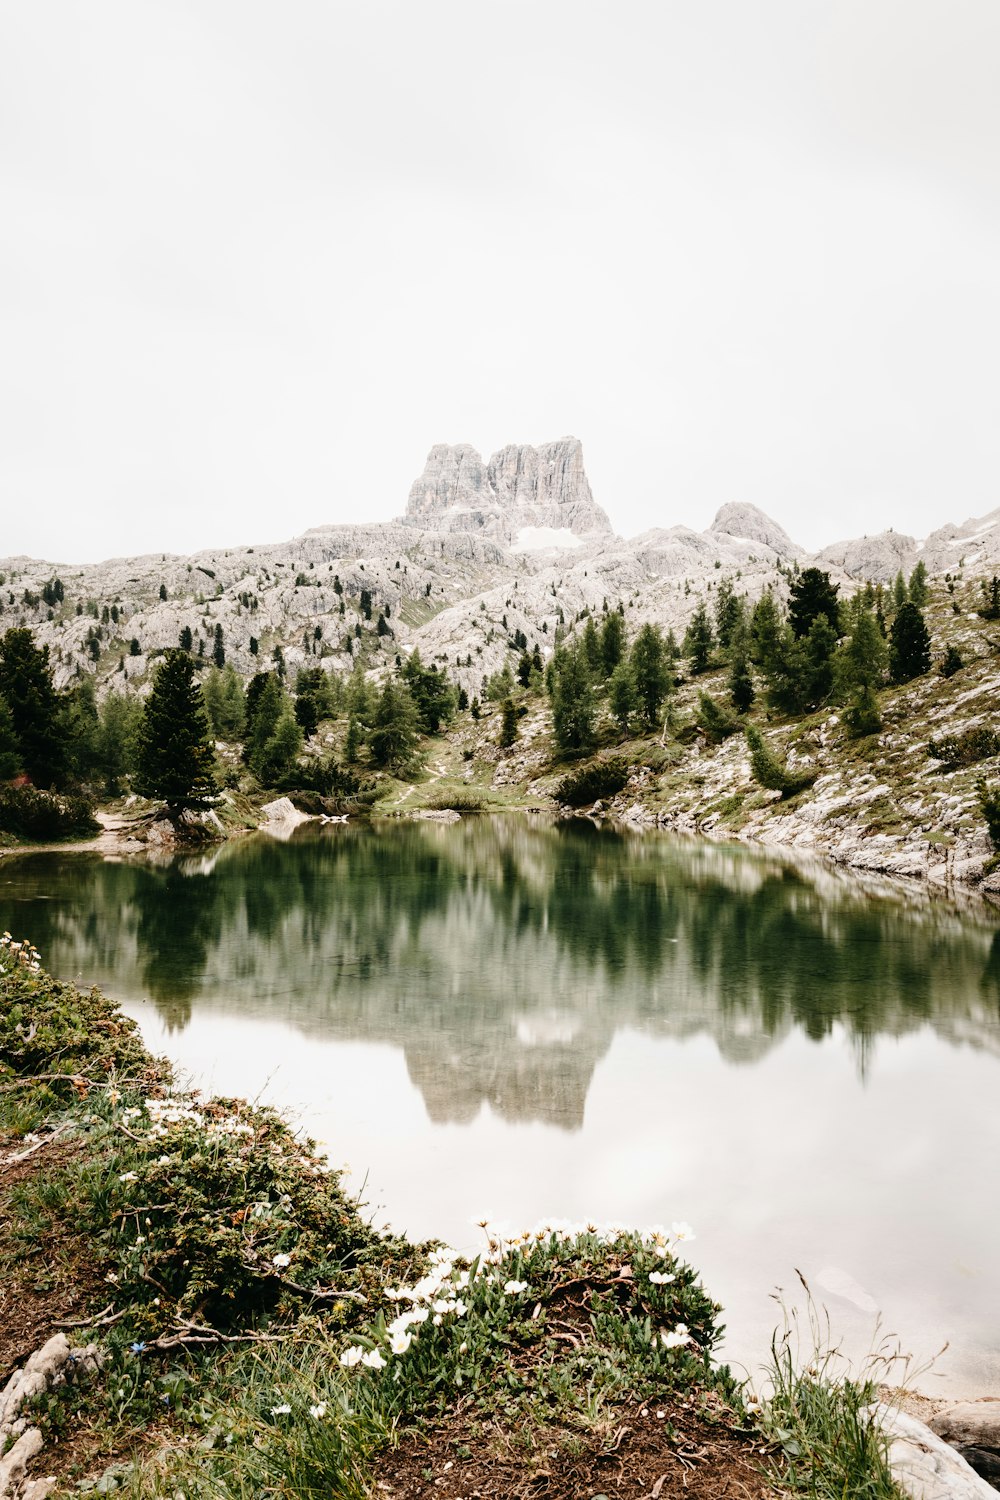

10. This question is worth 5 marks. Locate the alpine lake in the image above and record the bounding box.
[3,817,999,1395]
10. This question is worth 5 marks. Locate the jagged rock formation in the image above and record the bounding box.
[817,528,917,582]
[708,502,799,558]
[404,437,612,546]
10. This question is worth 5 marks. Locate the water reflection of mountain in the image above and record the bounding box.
[2,821,1000,1129]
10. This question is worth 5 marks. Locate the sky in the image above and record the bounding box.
[3,0,1000,563]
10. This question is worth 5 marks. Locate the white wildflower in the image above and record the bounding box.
[309,1403,327,1419]
[272,1253,291,1269]
[648,1271,675,1285]
[671,1221,695,1242]
[361,1349,386,1369]
[389,1331,412,1355]
[270,1403,291,1416]
[339,1346,365,1367]
[503,1280,528,1295]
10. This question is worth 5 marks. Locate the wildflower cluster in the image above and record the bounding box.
[0,932,42,974]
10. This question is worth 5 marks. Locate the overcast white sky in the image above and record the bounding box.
[3,1,1000,563]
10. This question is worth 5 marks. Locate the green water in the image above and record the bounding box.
[2,819,999,1392]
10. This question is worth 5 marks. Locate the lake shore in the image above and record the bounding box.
[2,945,996,1499]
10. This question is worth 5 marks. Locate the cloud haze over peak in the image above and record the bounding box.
[2,1,1000,563]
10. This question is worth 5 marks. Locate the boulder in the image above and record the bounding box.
[868,1402,998,1498]
[930,1401,1000,1489]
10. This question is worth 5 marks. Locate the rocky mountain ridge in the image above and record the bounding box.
[2,440,998,702]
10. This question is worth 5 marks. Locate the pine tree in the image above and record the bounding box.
[600,611,626,677]
[179,625,193,653]
[499,698,518,748]
[684,603,715,674]
[630,623,671,723]
[714,577,743,651]
[212,623,225,668]
[844,685,882,738]
[344,715,361,762]
[749,590,783,671]
[581,617,602,674]
[788,568,840,640]
[159,583,167,601]
[837,608,887,693]
[889,602,931,682]
[369,680,419,770]
[892,570,908,610]
[727,644,755,714]
[0,694,21,779]
[551,645,596,756]
[135,650,217,813]
[0,627,64,786]
[253,705,303,785]
[608,661,637,736]
[908,560,929,606]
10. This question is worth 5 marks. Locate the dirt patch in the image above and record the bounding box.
[377,1395,775,1500]
[0,1132,107,1381]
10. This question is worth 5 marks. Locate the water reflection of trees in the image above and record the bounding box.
[2,824,999,1123]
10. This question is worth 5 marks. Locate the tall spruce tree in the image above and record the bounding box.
[889,602,932,683]
[135,650,216,813]
[630,623,670,725]
[0,627,65,786]
[369,679,419,770]
[684,603,715,674]
[787,568,840,639]
[600,611,626,677]
[550,645,596,756]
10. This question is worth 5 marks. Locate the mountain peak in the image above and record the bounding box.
[708,503,798,558]
[403,438,612,543]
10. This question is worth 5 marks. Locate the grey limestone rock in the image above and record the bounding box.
[870,1402,999,1499]
[708,501,799,558]
[930,1401,1000,1489]
[403,437,612,542]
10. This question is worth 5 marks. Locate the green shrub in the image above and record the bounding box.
[555,756,630,807]
[928,725,1000,766]
[844,685,882,738]
[696,691,739,742]
[0,785,98,839]
[939,646,964,678]
[977,780,1000,851]
[745,727,816,798]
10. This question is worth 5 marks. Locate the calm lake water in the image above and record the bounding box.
[3,819,999,1394]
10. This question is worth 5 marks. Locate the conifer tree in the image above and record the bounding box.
[728,643,755,714]
[630,623,671,724]
[893,570,908,610]
[600,611,626,677]
[135,650,216,813]
[369,679,419,770]
[908,560,929,606]
[550,645,596,756]
[749,589,783,672]
[0,695,21,779]
[889,602,932,683]
[608,661,637,736]
[212,623,225,668]
[837,609,887,694]
[499,698,518,748]
[788,568,840,639]
[0,627,64,786]
[581,616,602,674]
[684,603,715,674]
